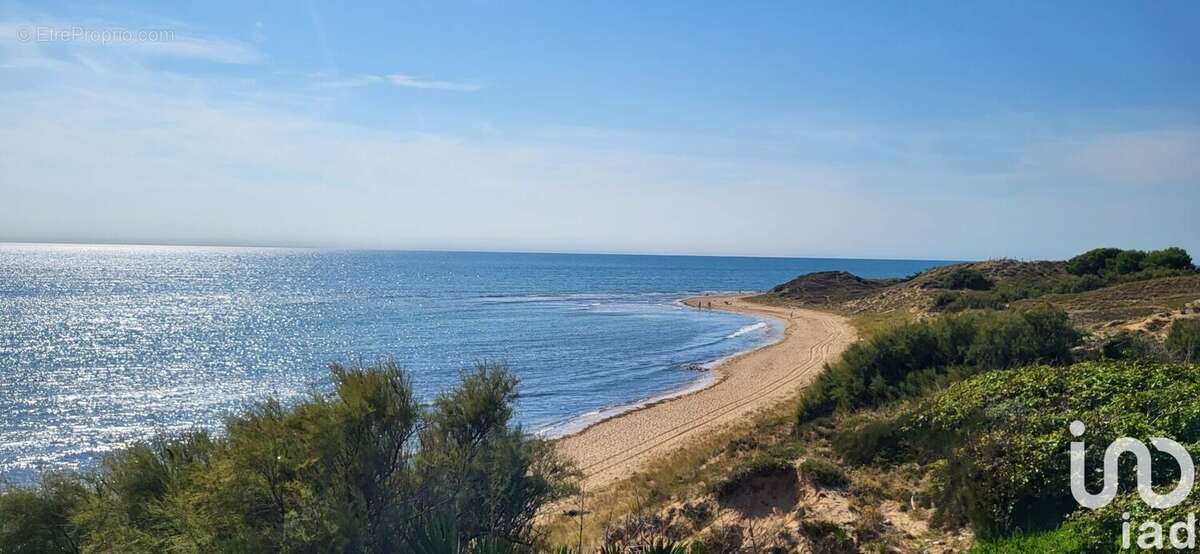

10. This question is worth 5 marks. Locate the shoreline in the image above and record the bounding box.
[555,293,856,490]
[539,302,786,439]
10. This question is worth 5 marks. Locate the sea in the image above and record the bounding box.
[0,243,952,481]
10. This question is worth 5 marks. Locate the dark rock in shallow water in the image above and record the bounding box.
[683,363,709,372]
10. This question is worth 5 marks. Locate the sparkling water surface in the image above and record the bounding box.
[0,244,951,480]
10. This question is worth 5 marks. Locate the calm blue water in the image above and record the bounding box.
[0,244,951,480]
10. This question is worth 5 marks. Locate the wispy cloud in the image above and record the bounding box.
[313,74,385,89]
[386,74,483,92]
[0,12,1195,258]
[313,73,484,92]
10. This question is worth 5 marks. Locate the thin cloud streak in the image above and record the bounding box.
[314,73,484,92]
[0,14,1195,259]
[387,74,483,92]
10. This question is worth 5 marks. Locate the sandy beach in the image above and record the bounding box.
[556,294,856,490]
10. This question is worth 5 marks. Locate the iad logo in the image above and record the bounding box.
[1069,421,1198,550]
[1069,420,1194,509]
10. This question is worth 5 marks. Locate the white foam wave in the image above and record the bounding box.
[725,321,767,338]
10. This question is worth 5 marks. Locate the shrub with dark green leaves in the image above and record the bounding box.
[709,455,794,500]
[1066,246,1194,279]
[1110,250,1146,275]
[904,362,1200,540]
[799,457,849,488]
[0,473,88,553]
[1052,274,1105,294]
[831,416,909,465]
[937,268,994,291]
[799,520,855,554]
[1165,319,1200,363]
[1066,248,1123,276]
[0,361,577,553]
[1099,331,1162,361]
[796,306,1080,423]
[965,305,1078,368]
[1144,247,1194,271]
[930,290,1008,312]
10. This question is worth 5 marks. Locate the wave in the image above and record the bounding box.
[534,371,719,439]
[725,321,767,338]
[535,316,786,439]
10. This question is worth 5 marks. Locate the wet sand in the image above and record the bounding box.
[556,294,855,490]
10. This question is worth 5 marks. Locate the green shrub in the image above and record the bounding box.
[1143,246,1194,271]
[799,520,855,553]
[708,455,794,500]
[1066,248,1122,276]
[1110,250,1146,275]
[937,268,994,291]
[1066,246,1194,279]
[799,458,849,488]
[1052,274,1105,294]
[970,524,1094,554]
[0,361,577,553]
[1165,319,1200,363]
[930,291,1008,312]
[796,306,1080,423]
[965,305,1079,369]
[904,362,1200,540]
[1099,331,1162,361]
[0,473,89,553]
[831,416,909,465]
[1112,267,1198,283]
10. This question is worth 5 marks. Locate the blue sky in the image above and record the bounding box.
[1,1,1197,260]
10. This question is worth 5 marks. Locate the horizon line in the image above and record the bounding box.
[0,239,973,263]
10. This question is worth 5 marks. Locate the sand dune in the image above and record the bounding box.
[556,294,856,490]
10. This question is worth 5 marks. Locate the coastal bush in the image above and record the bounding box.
[1052,274,1105,294]
[937,268,993,290]
[1110,249,1146,275]
[795,306,1080,423]
[970,524,1094,554]
[799,458,849,488]
[930,291,1008,312]
[903,362,1200,540]
[0,361,576,553]
[1066,246,1195,279]
[831,415,909,465]
[964,305,1077,368]
[0,473,88,553]
[709,454,794,500]
[798,520,855,554]
[1166,319,1200,363]
[1066,247,1123,276]
[1144,246,1194,271]
[1099,331,1162,361]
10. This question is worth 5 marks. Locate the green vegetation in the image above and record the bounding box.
[0,362,577,553]
[798,520,855,554]
[1066,246,1195,281]
[1098,330,1162,361]
[933,247,1197,314]
[708,454,794,500]
[935,267,993,290]
[796,305,1080,422]
[834,362,1200,545]
[1051,274,1105,294]
[778,247,1199,549]
[1166,319,1200,362]
[970,524,1092,554]
[798,458,848,489]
